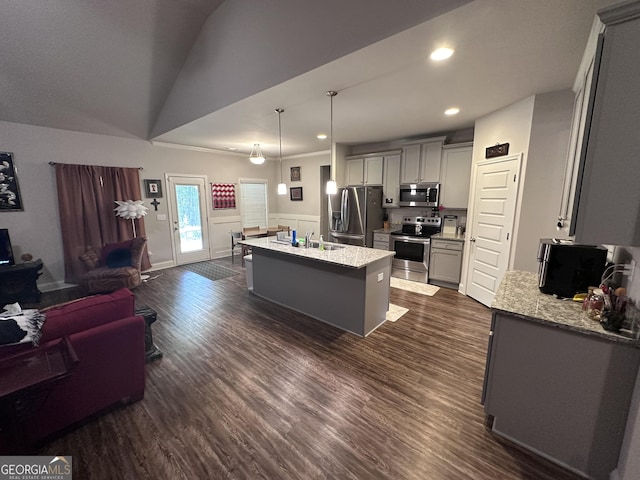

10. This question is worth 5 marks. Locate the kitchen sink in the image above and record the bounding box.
[308,240,345,251]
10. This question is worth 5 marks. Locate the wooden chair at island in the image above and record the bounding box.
[240,226,261,264]
[230,231,243,265]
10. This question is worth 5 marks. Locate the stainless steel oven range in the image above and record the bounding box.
[391,216,442,283]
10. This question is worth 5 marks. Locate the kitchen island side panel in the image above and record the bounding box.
[484,312,640,480]
[252,249,378,336]
[363,257,392,335]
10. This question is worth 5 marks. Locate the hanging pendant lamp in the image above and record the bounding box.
[249,143,265,165]
[325,90,338,195]
[275,108,287,195]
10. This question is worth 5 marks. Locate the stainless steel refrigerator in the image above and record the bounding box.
[328,186,383,247]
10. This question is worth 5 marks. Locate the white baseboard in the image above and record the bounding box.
[39,281,78,292]
[146,260,175,271]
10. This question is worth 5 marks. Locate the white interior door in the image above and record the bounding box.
[167,174,211,265]
[466,155,521,306]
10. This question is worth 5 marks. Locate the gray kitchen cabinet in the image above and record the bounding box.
[570,1,640,246]
[428,238,462,287]
[484,311,640,480]
[373,232,390,250]
[345,155,383,186]
[557,18,603,233]
[382,153,400,207]
[400,137,444,184]
[439,143,472,209]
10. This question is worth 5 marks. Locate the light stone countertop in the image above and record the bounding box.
[431,232,465,242]
[240,237,395,269]
[492,270,639,346]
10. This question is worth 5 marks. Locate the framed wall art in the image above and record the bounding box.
[290,186,303,201]
[0,152,24,212]
[290,166,301,182]
[144,179,163,198]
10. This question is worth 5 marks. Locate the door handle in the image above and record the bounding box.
[470,237,476,242]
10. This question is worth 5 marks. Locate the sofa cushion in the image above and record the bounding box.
[105,248,132,268]
[39,288,135,343]
[101,239,134,266]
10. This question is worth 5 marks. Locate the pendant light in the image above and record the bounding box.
[275,108,287,195]
[325,90,338,195]
[249,143,265,165]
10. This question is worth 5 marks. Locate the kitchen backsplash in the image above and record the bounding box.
[386,207,467,228]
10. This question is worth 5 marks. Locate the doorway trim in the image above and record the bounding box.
[459,153,523,300]
[165,172,212,266]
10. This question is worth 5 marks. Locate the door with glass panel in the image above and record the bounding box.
[167,175,211,265]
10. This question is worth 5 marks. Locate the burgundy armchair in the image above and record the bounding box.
[78,237,147,294]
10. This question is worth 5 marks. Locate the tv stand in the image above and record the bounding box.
[0,259,44,305]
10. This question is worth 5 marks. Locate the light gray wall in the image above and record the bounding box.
[614,246,640,480]
[471,95,534,271]
[276,152,329,216]
[470,91,575,273]
[0,120,280,289]
[512,89,574,272]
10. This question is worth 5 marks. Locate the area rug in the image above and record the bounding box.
[390,277,440,296]
[386,303,409,322]
[180,261,239,282]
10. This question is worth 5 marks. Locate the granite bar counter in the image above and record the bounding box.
[484,269,640,479]
[240,238,395,336]
[492,270,639,346]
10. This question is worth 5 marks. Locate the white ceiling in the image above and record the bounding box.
[1,0,614,159]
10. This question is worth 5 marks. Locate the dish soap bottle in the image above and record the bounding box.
[319,235,325,251]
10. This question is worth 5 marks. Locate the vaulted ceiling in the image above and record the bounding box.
[1,0,613,159]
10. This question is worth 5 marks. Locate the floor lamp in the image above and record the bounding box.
[114,199,150,280]
[114,200,148,238]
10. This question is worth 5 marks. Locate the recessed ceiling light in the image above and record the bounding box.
[430,47,454,61]
[317,134,327,140]
[226,147,237,150]
[445,107,460,116]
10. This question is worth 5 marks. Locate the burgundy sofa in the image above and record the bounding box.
[0,288,146,451]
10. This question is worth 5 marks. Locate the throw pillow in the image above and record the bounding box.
[105,248,132,268]
[79,250,100,269]
[101,239,134,265]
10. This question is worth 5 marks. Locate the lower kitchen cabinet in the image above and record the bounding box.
[483,311,640,480]
[373,232,390,250]
[428,238,462,288]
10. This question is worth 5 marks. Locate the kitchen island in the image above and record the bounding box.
[483,270,640,480]
[241,237,395,336]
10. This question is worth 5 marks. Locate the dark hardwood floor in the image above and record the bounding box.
[33,258,582,479]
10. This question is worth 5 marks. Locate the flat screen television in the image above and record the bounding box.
[0,229,15,266]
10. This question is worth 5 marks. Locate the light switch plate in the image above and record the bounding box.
[156,214,167,221]
[378,272,384,282]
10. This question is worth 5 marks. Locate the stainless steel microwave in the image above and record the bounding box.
[398,183,439,207]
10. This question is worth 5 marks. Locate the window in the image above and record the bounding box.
[239,180,268,228]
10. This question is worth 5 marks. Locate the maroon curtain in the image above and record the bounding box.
[55,163,152,284]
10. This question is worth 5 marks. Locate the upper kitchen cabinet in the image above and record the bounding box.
[382,153,401,207]
[345,155,383,186]
[400,137,445,184]
[570,1,640,246]
[440,143,473,209]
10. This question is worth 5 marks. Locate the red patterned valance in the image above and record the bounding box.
[211,183,236,209]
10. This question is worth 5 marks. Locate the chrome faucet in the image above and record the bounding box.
[305,230,314,248]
